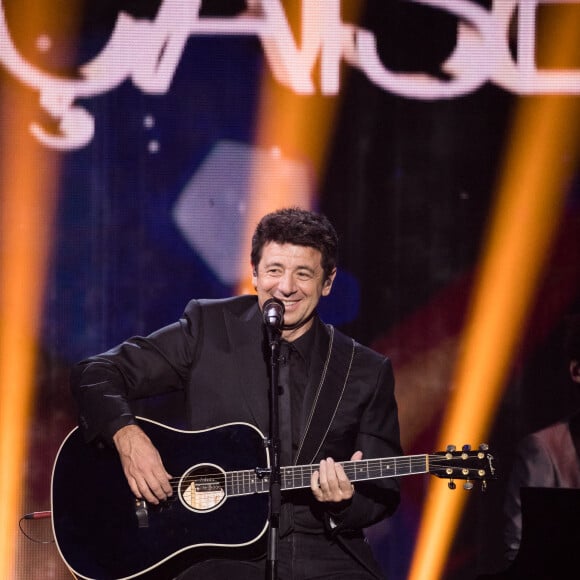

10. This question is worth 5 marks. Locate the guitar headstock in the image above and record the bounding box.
[429,444,496,490]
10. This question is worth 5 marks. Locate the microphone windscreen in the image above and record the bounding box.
[263,298,285,328]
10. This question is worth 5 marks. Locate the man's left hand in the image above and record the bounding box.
[311,451,362,503]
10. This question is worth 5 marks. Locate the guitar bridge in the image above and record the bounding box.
[134,499,149,528]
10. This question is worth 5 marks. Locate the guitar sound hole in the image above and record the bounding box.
[179,464,226,513]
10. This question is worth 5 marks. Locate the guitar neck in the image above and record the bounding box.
[225,455,429,497]
[282,454,429,491]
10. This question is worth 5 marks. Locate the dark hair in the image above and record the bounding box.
[564,314,580,361]
[251,207,338,280]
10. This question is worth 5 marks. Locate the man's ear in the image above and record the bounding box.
[322,269,337,296]
[251,266,258,291]
[570,360,580,384]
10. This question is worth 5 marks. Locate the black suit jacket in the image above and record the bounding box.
[71,295,401,576]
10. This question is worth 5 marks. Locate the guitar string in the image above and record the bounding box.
[166,456,487,483]
[162,455,489,495]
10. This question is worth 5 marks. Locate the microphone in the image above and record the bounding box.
[263,298,285,329]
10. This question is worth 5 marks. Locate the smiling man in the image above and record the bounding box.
[250,211,337,343]
[71,207,402,580]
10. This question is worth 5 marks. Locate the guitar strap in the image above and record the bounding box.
[294,325,356,465]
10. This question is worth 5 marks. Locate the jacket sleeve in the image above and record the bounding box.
[325,357,402,533]
[70,301,201,443]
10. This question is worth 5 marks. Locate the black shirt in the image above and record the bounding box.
[278,322,331,534]
[279,324,313,464]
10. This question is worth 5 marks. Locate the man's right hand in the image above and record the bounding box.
[112,424,173,504]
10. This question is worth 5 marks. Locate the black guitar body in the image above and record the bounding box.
[51,419,270,580]
[52,417,495,579]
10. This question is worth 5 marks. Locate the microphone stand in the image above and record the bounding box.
[265,325,282,580]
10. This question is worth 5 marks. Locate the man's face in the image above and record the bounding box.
[252,242,336,340]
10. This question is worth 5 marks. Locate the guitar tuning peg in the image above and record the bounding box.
[463,480,474,491]
[479,443,489,451]
[481,480,487,492]
[448,480,456,490]
[462,444,471,452]
[446,445,456,452]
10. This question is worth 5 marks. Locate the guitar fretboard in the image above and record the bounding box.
[224,455,429,497]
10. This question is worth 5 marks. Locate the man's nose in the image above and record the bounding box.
[277,272,296,294]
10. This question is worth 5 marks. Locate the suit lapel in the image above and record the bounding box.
[224,299,271,435]
[295,320,356,465]
[222,302,356,462]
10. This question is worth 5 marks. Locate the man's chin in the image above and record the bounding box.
[281,311,315,332]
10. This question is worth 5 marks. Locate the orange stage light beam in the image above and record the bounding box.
[408,5,580,580]
[237,1,364,294]
[0,96,60,580]
[0,4,69,577]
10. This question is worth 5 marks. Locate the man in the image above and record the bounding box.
[71,207,402,579]
[503,314,580,563]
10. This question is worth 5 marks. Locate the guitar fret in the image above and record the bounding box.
[234,456,431,494]
[275,455,431,490]
[225,453,481,496]
[350,456,429,480]
[226,470,260,496]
